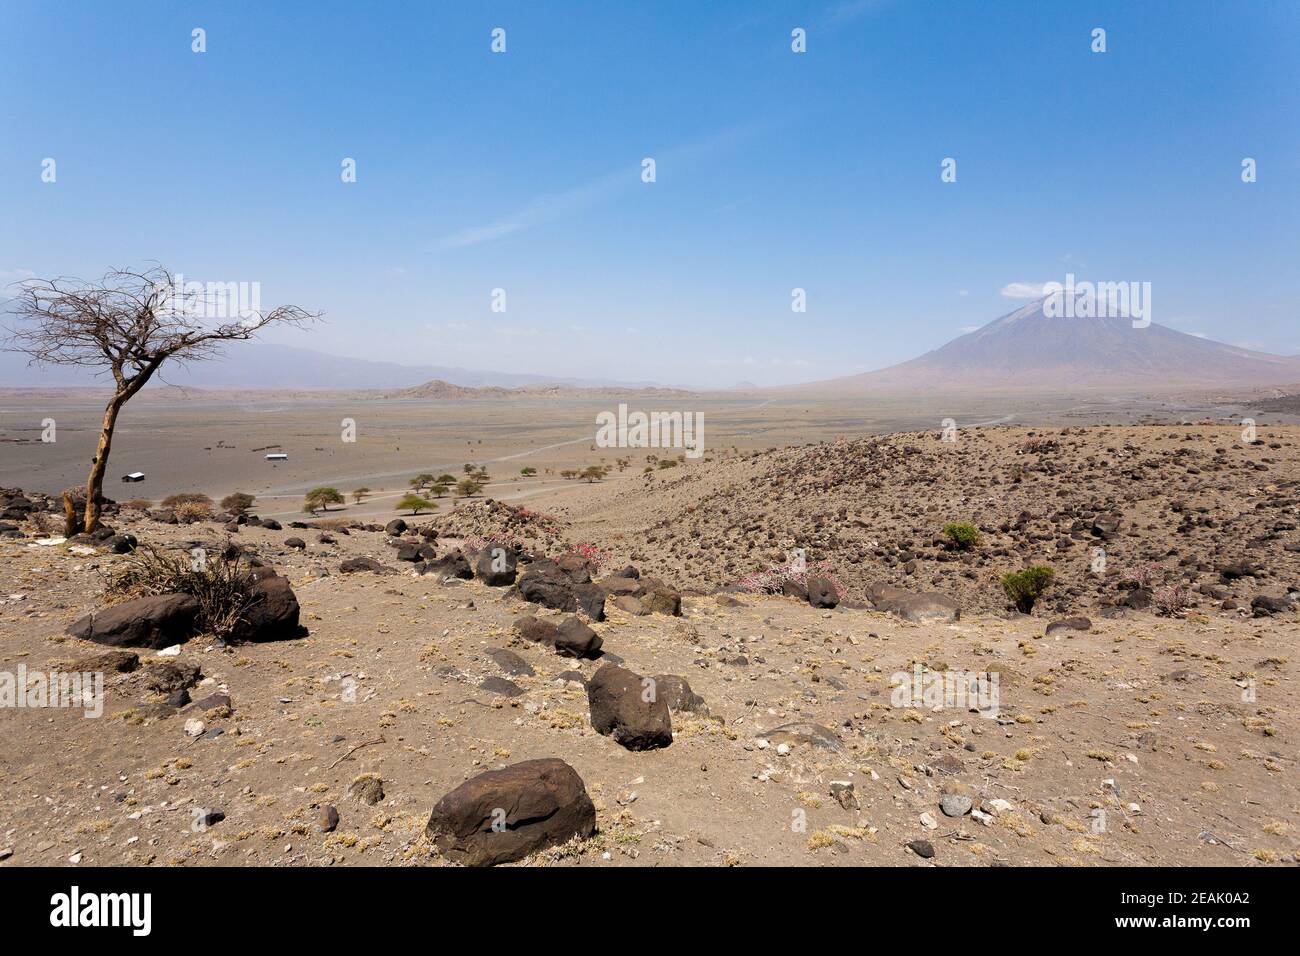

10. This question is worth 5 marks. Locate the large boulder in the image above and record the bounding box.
[587,663,672,750]
[864,583,960,624]
[518,561,577,611]
[573,582,606,621]
[420,550,473,580]
[1252,594,1294,617]
[654,674,709,715]
[66,594,201,649]
[554,617,602,658]
[425,758,596,866]
[598,576,643,597]
[641,584,682,617]
[103,533,138,554]
[231,574,302,642]
[474,547,518,586]
[805,576,839,609]
[554,553,594,584]
[514,615,559,645]
[340,556,391,574]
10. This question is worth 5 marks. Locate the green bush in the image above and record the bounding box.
[303,487,344,514]
[396,493,435,515]
[942,522,981,550]
[220,492,255,514]
[1001,565,1055,613]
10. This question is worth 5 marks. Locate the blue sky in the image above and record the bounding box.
[2,0,1298,387]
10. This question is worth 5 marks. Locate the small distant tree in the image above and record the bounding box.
[352,487,370,504]
[431,480,451,498]
[1,266,318,533]
[304,486,344,514]
[1001,566,1055,614]
[519,467,537,477]
[436,473,456,485]
[221,492,256,515]
[560,469,576,480]
[463,463,475,475]
[581,465,605,483]
[396,493,435,515]
[455,478,483,498]
[410,473,433,491]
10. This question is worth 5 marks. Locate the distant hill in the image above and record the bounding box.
[0,340,666,391]
[791,297,1300,394]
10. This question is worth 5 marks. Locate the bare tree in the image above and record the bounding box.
[3,267,320,533]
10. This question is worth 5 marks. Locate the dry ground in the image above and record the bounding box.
[0,508,1296,867]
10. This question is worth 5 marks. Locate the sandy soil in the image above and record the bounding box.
[0,421,1297,868]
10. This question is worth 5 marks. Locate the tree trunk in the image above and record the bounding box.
[62,491,83,537]
[83,395,125,533]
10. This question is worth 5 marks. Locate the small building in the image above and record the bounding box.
[265,453,288,461]
[120,472,145,483]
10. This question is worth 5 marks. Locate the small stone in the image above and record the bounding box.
[920,812,938,830]
[982,798,1014,816]
[939,793,972,817]
[318,805,340,832]
[349,774,385,805]
[907,839,935,859]
[971,809,994,826]
[183,718,205,737]
[829,781,859,810]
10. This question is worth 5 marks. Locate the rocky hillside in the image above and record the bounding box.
[508,425,1300,620]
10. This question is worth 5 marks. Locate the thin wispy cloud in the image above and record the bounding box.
[1000,281,1053,299]
[433,123,766,251]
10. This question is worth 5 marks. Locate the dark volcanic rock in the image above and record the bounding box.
[425,758,596,867]
[421,550,473,580]
[66,594,200,649]
[474,547,518,586]
[1251,594,1293,617]
[513,615,559,646]
[1045,616,1092,635]
[230,574,302,642]
[553,617,602,658]
[573,582,607,621]
[653,674,709,715]
[806,576,839,609]
[486,647,534,677]
[479,676,525,698]
[103,533,138,554]
[340,556,390,574]
[518,561,577,611]
[587,663,673,750]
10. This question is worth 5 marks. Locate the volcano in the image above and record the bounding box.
[795,297,1300,394]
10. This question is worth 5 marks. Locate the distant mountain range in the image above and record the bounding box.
[790,297,1300,394]
[4,297,1298,398]
[0,340,666,391]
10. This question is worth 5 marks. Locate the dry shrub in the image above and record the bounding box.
[173,500,214,522]
[102,545,259,640]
